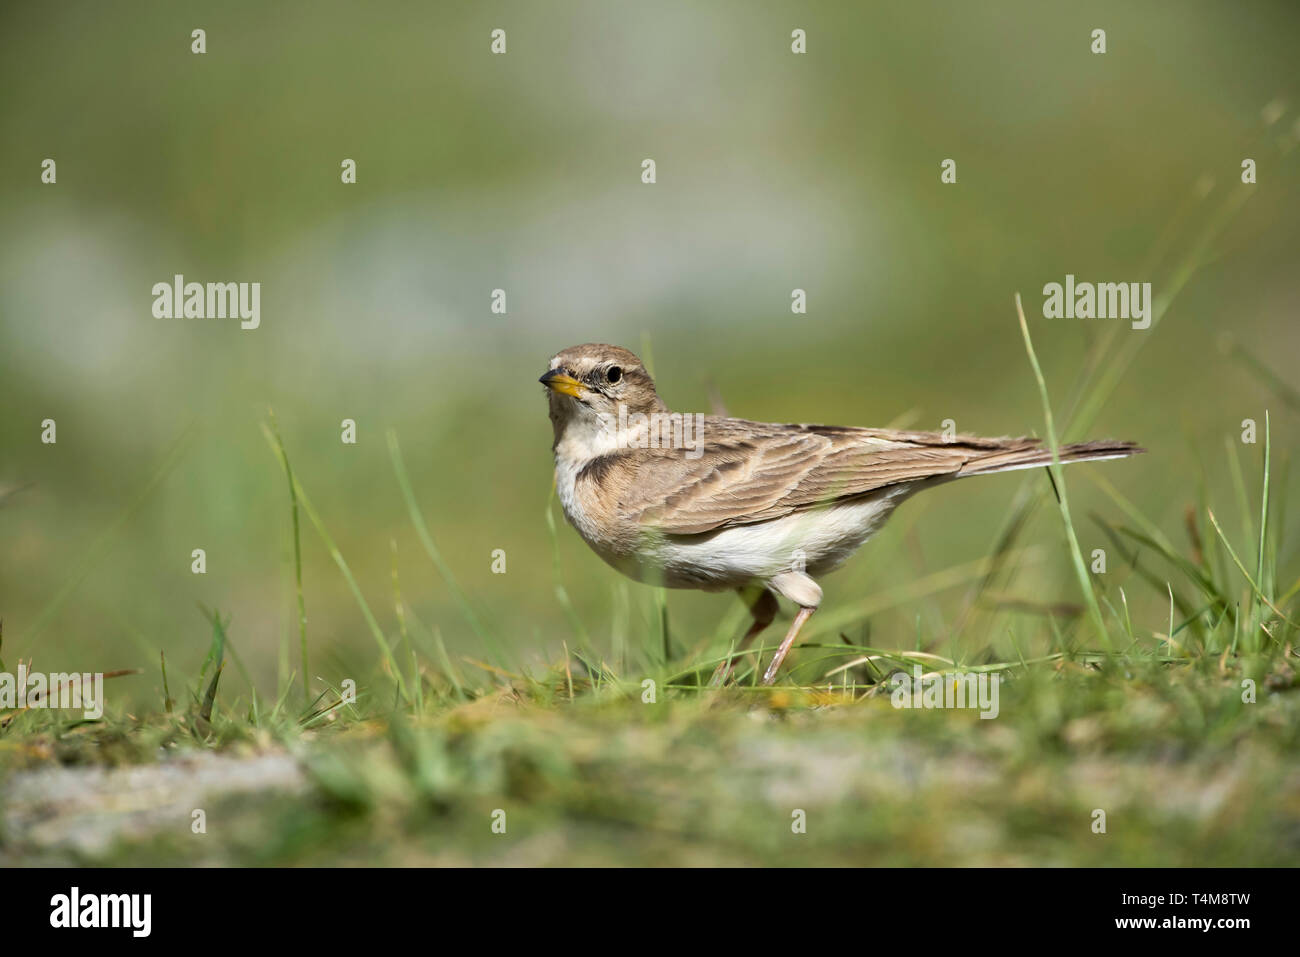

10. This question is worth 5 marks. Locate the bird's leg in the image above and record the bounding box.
[759,569,823,686]
[710,588,777,686]
[761,606,816,686]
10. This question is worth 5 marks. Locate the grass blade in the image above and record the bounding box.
[386,428,505,665]
[266,409,310,698]
[1015,293,1112,651]
[259,422,409,704]
[1206,509,1293,632]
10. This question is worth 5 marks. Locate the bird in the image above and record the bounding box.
[539,343,1143,686]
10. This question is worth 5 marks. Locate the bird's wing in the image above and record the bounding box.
[618,420,1034,535]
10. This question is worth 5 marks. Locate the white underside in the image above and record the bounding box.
[623,486,916,592]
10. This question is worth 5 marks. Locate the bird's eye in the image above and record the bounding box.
[606,366,622,384]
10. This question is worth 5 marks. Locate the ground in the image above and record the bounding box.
[3,657,1296,867]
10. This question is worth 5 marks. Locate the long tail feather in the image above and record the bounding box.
[956,439,1144,477]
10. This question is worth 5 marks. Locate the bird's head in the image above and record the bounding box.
[539,343,667,450]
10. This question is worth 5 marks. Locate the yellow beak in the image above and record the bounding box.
[539,368,586,399]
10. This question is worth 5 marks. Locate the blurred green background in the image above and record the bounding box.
[2,0,1297,710]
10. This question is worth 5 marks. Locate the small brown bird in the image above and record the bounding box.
[540,344,1143,685]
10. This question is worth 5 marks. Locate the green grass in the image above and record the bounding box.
[2,164,1298,867]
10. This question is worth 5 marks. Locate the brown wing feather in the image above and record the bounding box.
[579,417,1139,537]
[610,419,1033,535]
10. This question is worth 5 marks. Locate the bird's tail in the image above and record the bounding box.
[956,439,1144,477]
